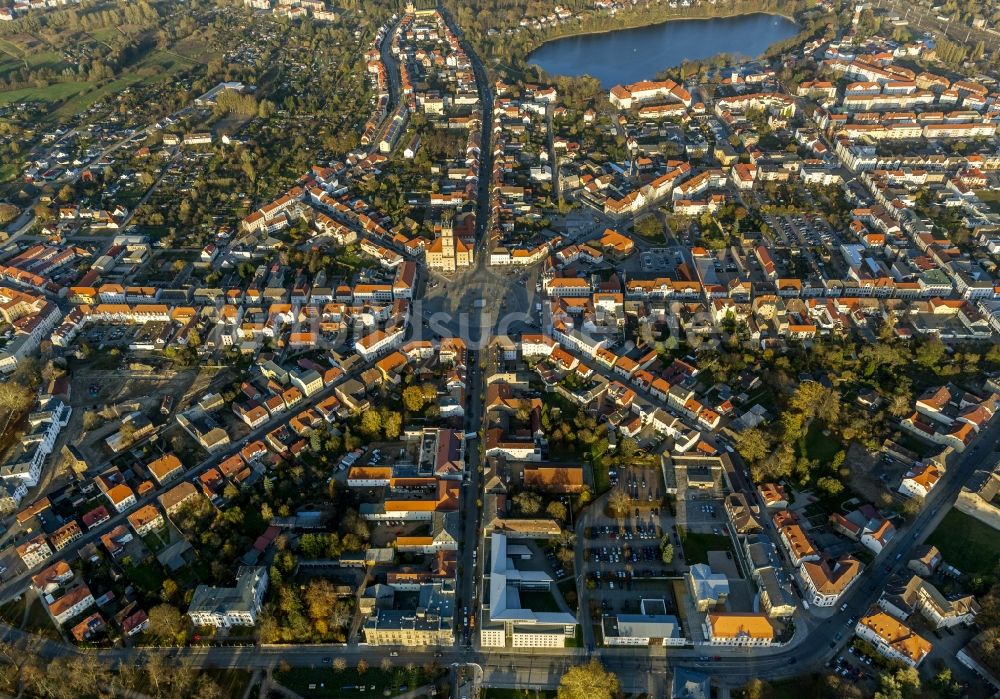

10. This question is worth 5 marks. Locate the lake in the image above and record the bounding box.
[527,13,799,87]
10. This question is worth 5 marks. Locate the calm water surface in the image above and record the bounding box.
[527,13,799,87]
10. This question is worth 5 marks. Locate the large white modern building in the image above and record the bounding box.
[480,533,576,648]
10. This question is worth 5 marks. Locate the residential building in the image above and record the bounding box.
[687,563,729,612]
[127,504,165,537]
[147,453,184,485]
[855,611,932,667]
[104,483,137,513]
[703,613,775,646]
[48,584,95,625]
[799,556,863,607]
[16,534,52,568]
[362,580,455,646]
[187,566,268,628]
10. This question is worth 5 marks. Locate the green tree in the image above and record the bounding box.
[383,411,402,439]
[147,604,185,642]
[557,660,620,699]
[546,500,568,521]
[618,437,638,461]
[401,385,425,412]
[734,427,771,465]
[816,476,844,497]
[514,491,542,515]
[661,541,674,565]
[359,409,382,438]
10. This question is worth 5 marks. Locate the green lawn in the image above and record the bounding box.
[0,160,21,183]
[0,596,25,625]
[977,190,1000,215]
[127,560,166,595]
[23,599,60,639]
[0,81,93,106]
[556,578,577,612]
[592,458,611,495]
[519,590,561,613]
[53,50,195,119]
[679,531,732,565]
[142,530,169,553]
[0,47,199,117]
[927,509,1000,582]
[276,665,445,698]
[803,422,841,464]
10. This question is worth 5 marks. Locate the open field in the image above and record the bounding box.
[0,43,208,119]
[978,190,1000,215]
[804,422,841,463]
[0,81,92,107]
[277,665,446,698]
[927,509,1000,582]
[680,531,732,565]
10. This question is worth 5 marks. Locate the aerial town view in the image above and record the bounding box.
[0,0,999,696]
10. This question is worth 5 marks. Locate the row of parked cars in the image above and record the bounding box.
[585,524,662,540]
[587,545,662,564]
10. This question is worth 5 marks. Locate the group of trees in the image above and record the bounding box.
[356,406,404,441]
[512,490,569,522]
[3,644,231,699]
[714,334,1000,497]
[401,383,439,414]
[743,664,934,699]
[259,577,355,643]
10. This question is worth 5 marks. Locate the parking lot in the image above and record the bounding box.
[580,465,683,618]
[639,247,681,272]
[583,520,684,623]
[611,465,666,506]
[677,495,727,534]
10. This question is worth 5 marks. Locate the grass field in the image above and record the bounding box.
[0,46,202,118]
[127,560,166,595]
[680,531,732,565]
[201,669,253,696]
[23,598,60,639]
[977,190,1000,215]
[592,458,611,495]
[52,50,196,118]
[277,665,445,698]
[519,590,561,613]
[927,509,1000,582]
[0,81,93,106]
[804,422,841,463]
[0,37,69,75]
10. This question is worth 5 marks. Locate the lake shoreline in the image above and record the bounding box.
[528,10,796,52]
[525,10,800,84]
